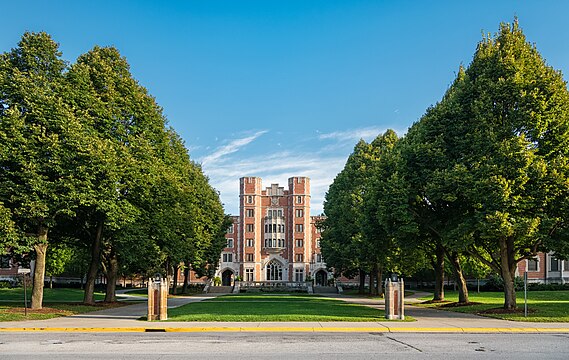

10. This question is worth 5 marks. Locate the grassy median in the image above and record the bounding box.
[167,294,387,322]
[418,290,569,322]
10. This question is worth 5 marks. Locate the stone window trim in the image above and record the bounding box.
[526,258,539,272]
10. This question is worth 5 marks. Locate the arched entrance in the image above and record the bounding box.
[315,269,327,286]
[222,269,233,286]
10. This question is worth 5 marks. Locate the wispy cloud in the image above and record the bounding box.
[318,126,386,142]
[200,130,268,166]
[198,126,407,215]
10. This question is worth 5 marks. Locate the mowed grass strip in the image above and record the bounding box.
[167,294,385,322]
[0,287,105,302]
[0,288,121,322]
[418,290,569,322]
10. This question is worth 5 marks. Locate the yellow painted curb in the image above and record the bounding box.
[0,327,568,333]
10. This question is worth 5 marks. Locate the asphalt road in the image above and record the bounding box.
[1,332,568,359]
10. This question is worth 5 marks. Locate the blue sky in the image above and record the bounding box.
[2,1,569,215]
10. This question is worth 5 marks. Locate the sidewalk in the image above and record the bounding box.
[1,291,568,333]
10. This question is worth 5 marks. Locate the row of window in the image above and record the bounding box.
[223,253,308,263]
[264,238,285,248]
[228,238,320,249]
[265,223,284,233]
[527,258,569,272]
[245,196,304,204]
[233,222,318,234]
[247,208,304,218]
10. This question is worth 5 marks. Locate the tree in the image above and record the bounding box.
[456,21,569,309]
[0,32,91,309]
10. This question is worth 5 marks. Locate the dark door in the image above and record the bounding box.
[315,270,327,286]
[222,270,233,286]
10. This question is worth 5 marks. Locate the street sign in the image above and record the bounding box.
[18,268,31,274]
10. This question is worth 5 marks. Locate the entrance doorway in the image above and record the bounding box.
[222,269,233,286]
[315,270,327,286]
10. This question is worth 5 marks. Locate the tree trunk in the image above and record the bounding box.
[84,221,103,305]
[358,269,366,294]
[368,269,375,296]
[500,237,517,310]
[370,264,378,296]
[377,267,383,298]
[172,265,179,295]
[449,252,469,304]
[31,227,48,310]
[433,241,445,301]
[182,263,190,294]
[104,251,118,302]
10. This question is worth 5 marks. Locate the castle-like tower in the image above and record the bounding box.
[217,177,326,285]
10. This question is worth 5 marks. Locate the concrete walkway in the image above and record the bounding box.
[1,291,568,333]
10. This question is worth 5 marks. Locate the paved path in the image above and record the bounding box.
[1,291,568,333]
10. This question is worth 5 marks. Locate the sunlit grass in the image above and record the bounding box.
[418,290,569,322]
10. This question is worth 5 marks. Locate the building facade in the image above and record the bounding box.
[216,176,327,286]
[517,252,569,284]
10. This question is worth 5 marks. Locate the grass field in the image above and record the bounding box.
[0,287,118,322]
[0,287,105,302]
[418,290,569,322]
[167,294,389,322]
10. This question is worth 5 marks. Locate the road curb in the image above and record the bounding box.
[1,327,569,333]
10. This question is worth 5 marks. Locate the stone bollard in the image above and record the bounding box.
[147,275,168,321]
[385,277,405,320]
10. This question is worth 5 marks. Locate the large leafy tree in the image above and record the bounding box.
[0,32,92,308]
[451,21,569,309]
[66,46,164,303]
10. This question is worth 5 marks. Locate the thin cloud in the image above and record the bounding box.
[318,126,386,142]
[203,150,347,215]
[200,130,268,166]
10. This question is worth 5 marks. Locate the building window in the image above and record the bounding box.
[527,258,538,271]
[227,239,234,248]
[266,260,283,281]
[246,209,254,217]
[316,227,322,233]
[564,260,569,271]
[228,224,234,234]
[246,253,254,262]
[550,257,560,272]
[0,255,11,269]
[246,195,253,204]
[295,254,304,262]
[297,196,302,204]
[295,224,303,232]
[278,210,282,217]
[246,239,254,247]
[295,239,304,247]
[296,209,303,217]
[316,240,321,248]
[245,268,254,282]
[278,238,285,247]
[316,253,323,263]
[246,224,254,232]
[294,268,304,282]
[222,253,233,263]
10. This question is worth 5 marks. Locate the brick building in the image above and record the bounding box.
[216,176,327,286]
[517,253,569,284]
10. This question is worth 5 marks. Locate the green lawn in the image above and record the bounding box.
[418,290,569,322]
[167,294,388,322]
[0,287,105,302]
[0,287,118,322]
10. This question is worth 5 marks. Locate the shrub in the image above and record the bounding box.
[483,274,524,291]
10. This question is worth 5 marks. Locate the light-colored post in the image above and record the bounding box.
[160,278,168,320]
